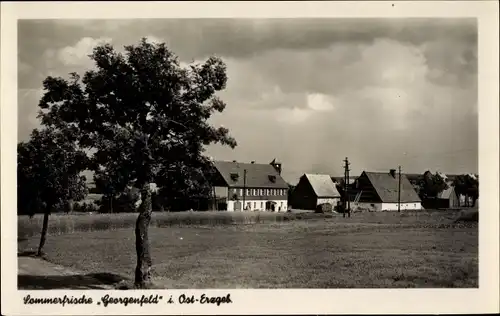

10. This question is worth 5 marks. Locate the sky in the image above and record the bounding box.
[18,18,478,184]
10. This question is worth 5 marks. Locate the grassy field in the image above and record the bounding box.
[18,211,329,238]
[18,209,478,288]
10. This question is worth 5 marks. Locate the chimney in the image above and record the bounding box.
[270,159,282,175]
[390,169,396,178]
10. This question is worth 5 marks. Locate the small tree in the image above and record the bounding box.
[38,38,236,288]
[17,128,87,256]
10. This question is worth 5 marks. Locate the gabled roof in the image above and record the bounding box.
[304,174,341,198]
[438,185,456,199]
[362,171,421,203]
[212,160,288,188]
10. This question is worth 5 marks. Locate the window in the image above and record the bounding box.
[239,189,243,195]
[280,202,283,207]
[230,173,239,181]
[247,189,251,196]
[254,202,256,209]
[261,202,264,208]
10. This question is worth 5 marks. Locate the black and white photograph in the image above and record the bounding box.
[2,1,499,315]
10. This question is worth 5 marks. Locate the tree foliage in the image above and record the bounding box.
[39,38,236,191]
[17,128,88,216]
[453,174,479,207]
[418,171,448,200]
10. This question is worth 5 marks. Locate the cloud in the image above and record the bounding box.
[17,19,478,181]
[18,89,44,141]
[55,37,113,67]
[275,107,313,124]
[306,93,334,112]
[144,35,164,44]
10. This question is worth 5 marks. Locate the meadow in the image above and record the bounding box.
[18,209,478,288]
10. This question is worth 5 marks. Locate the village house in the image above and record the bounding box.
[422,183,460,209]
[349,170,423,211]
[290,174,341,211]
[210,159,289,212]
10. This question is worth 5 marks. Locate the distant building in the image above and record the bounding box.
[331,176,357,185]
[210,159,289,212]
[291,174,341,211]
[350,170,422,211]
[422,183,460,209]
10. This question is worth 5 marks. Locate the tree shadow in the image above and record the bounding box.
[18,272,128,290]
[18,251,39,257]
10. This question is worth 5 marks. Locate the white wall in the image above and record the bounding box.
[381,202,422,211]
[352,202,382,212]
[227,199,288,212]
[317,198,340,207]
[352,202,422,211]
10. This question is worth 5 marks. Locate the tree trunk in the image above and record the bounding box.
[37,206,51,256]
[134,184,153,288]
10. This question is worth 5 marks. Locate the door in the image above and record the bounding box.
[234,201,242,211]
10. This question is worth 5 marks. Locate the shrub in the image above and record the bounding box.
[316,203,332,213]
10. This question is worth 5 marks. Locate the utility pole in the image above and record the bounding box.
[243,169,247,211]
[343,157,351,218]
[398,165,402,212]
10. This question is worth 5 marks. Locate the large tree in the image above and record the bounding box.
[17,127,87,256]
[37,38,236,288]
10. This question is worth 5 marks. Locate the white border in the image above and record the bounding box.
[2,1,499,315]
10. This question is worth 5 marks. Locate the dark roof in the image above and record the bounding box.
[212,160,288,189]
[304,174,341,198]
[363,171,421,203]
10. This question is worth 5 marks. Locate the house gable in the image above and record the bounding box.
[293,174,316,199]
[354,172,383,203]
[363,171,421,203]
[304,174,341,198]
